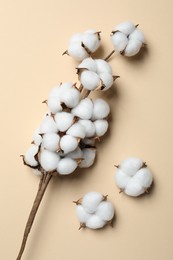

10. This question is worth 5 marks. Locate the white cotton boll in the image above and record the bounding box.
[124,39,142,57]
[72,98,93,120]
[111,31,128,52]
[129,28,145,43]
[42,133,60,152]
[76,205,91,223]
[82,31,100,52]
[133,168,153,188]
[114,21,136,36]
[96,201,114,222]
[125,179,145,197]
[67,147,83,159]
[78,119,95,138]
[80,70,100,90]
[39,150,60,172]
[40,115,58,133]
[94,120,108,137]
[32,128,42,146]
[77,57,97,72]
[24,145,39,167]
[82,138,96,146]
[60,87,80,108]
[48,84,62,99]
[79,148,96,168]
[54,112,74,132]
[120,157,143,176]
[70,33,83,43]
[99,72,113,91]
[66,123,85,138]
[95,59,112,74]
[86,215,106,229]
[48,97,62,113]
[82,192,103,214]
[60,135,78,153]
[68,42,88,61]
[92,99,110,120]
[115,169,131,189]
[57,157,77,175]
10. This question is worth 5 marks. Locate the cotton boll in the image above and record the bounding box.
[125,179,145,197]
[48,84,62,99]
[77,57,97,72]
[24,145,39,167]
[57,157,77,175]
[78,119,95,137]
[124,39,142,57]
[111,31,128,52]
[70,33,83,43]
[94,120,108,137]
[86,215,105,229]
[99,72,113,91]
[129,28,145,43]
[39,150,60,172]
[60,87,80,108]
[66,123,85,138]
[120,157,143,176]
[133,168,153,188]
[80,70,100,90]
[60,135,78,153]
[82,192,103,214]
[115,169,131,189]
[40,115,58,133]
[92,99,110,120]
[67,147,83,159]
[32,128,42,146]
[79,148,96,168]
[96,201,114,222]
[114,21,136,36]
[76,205,91,223]
[48,97,62,113]
[72,98,93,120]
[68,42,88,61]
[82,31,100,52]
[95,59,112,74]
[54,112,74,132]
[42,133,60,152]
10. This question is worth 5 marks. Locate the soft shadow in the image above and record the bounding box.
[124,46,149,64]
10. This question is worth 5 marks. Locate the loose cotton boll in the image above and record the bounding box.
[99,72,113,91]
[77,57,97,72]
[82,30,100,53]
[72,98,93,120]
[60,87,80,108]
[32,128,42,146]
[40,115,58,133]
[24,145,39,167]
[124,39,142,57]
[111,31,128,53]
[39,150,60,172]
[42,133,60,152]
[95,59,112,74]
[66,123,85,138]
[57,157,77,175]
[94,120,108,137]
[80,70,100,90]
[67,147,83,159]
[79,148,96,168]
[78,119,95,137]
[60,135,78,153]
[82,192,103,214]
[114,21,136,36]
[54,112,74,132]
[92,99,110,120]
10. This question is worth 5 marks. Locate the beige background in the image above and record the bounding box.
[0,0,173,259]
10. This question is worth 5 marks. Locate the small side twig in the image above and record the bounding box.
[104,50,115,61]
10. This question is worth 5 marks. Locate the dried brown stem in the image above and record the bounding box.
[16,173,52,260]
[104,50,115,61]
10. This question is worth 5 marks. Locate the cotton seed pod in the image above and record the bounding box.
[39,150,60,172]
[66,147,83,159]
[95,59,112,74]
[48,97,62,114]
[57,157,78,175]
[92,98,110,120]
[42,133,60,152]
[82,29,100,53]
[94,119,108,137]
[54,112,74,132]
[60,86,80,108]
[111,21,145,57]
[79,148,96,168]
[66,122,85,138]
[80,70,100,90]
[32,128,42,146]
[72,98,93,120]
[78,119,95,137]
[68,41,88,61]
[77,57,97,72]
[115,157,153,197]
[40,115,58,133]
[60,135,78,153]
[24,145,39,167]
[75,192,114,229]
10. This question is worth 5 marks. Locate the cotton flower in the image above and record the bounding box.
[42,133,60,152]
[92,99,110,120]
[77,58,115,91]
[39,150,60,172]
[72,98,93,120]
[40,114,58,133]
[60,135,79,153]
[78,119,95,137]
[65,30,101,61]
[54,112,74,132]
[75,192,114,229]
[57,157,78,175]
[79,148,96,168]
[115,157,153,197]
[66,122,86,138]
[111,21,145,57]
[94,119,108,137]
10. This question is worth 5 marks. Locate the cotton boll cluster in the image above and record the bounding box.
[75,192,114,229]
[23,83,110,176]
[77,57,117,91]
[64,30,101,61]
[115,157,153,197]
[111,21,145,57]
